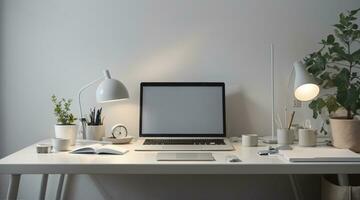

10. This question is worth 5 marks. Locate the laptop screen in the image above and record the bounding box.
[140,82,226,137]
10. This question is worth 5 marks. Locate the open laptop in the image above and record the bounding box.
[135,82,234,151]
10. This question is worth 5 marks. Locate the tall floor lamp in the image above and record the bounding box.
[78,69,129,139]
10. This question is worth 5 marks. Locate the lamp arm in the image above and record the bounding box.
[78,76,104,119]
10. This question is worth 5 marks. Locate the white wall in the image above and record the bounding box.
[0,0,359,199]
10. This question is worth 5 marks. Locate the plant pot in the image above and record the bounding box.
[54,124,78,146]
[86,125,105,141]
[330,118,360,153]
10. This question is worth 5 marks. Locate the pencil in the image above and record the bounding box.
[288,111,295,129]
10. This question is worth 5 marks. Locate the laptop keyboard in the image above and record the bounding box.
[143,139,226,145]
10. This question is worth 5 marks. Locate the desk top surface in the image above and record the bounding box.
[0,139,359,174]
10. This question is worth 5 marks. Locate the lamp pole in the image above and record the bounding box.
[263,44,278,144]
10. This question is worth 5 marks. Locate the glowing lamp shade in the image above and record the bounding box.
[96,70,129,103]
[293,61,320,101]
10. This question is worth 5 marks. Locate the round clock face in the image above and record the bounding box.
[111,124,128,139]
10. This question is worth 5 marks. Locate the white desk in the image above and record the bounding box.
[1,139,359,199]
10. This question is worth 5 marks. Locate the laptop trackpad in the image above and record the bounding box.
[156,153,215,161]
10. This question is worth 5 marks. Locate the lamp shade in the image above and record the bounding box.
[96,70,129,103]
[293,61,320,101]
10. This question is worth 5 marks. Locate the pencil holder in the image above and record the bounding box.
[277,129,293,145]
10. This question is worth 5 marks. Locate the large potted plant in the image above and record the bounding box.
[51,95,78,145]
[304,8,360,152]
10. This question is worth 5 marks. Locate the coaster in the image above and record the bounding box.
[102,136,133,144]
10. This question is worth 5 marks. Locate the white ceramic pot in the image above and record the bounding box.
[54,124,78,145]
[86,125,105,141]
[330,118,360,152]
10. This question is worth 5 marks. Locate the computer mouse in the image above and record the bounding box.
[229,158,241,162]
[227,155,241,162]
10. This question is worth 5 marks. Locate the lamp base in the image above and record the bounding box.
[262,136,278,144]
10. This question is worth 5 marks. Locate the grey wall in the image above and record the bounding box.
[0,0,359,199]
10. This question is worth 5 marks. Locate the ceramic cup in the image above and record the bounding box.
[242,134,258,147]
[52,138,71,152]
[299,129,317,147]
[277,128,293,145]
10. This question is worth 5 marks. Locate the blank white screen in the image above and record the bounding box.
[141,86,224,135]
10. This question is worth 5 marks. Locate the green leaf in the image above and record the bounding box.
[334,24,345,30]
[335,68,350,91]
[340,13,346,25]
[308,99,319,119]
[309,98,326,119]
[336,85,359,112]
[352,49,360,61]
[350,8,360,16]
[326,95,340,113]
[327,34,335,44]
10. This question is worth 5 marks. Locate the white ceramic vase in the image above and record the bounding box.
[54,124,78,145]
[86,125,105,141]
[330,118,360,152]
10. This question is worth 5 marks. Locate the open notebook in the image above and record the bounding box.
[71,144,129,155]
[279,147,360,162]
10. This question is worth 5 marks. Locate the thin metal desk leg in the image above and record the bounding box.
[289,174,302,200]
[56,174,65,200]
[39,174,49,200]
[338,174,349,186]
[61,174,72,200]
[7,174,21,200]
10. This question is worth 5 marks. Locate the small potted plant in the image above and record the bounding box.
[51,95,78,145]
[86,107,105,140]
[303,8,360,152]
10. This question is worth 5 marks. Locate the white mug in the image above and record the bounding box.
[298,129,317,147]
[277,129,293,145]
[242,134,258,147]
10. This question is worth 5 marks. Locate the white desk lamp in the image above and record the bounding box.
[264,44,320,144]
[78,69,129,139]
[293,61,320,101]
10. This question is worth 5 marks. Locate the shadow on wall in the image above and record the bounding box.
[125,33,203,82]
[226,91,269,137]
